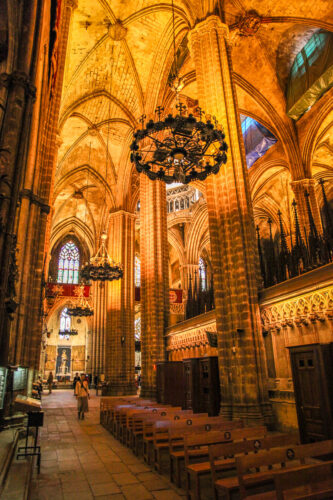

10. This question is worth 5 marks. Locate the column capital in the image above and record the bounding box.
[190,15,229,41]
[108,209,136,220]
[64,0,78,10]
[0,71,36,98]
[290,178,317,192]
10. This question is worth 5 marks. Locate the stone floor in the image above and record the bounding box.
[30,390,186,500]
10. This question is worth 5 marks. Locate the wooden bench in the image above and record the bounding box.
[143,415,207,465]
[154,418,243,473]
[182,426,268,497]
[210,433,302,500]
[213,438,333,500]
[274,461,333,500]
[129,409,193,452]
[124,407,191,447]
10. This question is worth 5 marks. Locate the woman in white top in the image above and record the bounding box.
[75,373,90,420]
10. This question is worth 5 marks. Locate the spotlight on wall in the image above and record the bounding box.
[121,336,125,344]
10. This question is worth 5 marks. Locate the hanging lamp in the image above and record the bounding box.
[130,0,228,185]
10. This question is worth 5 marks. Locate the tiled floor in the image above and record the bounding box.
[30,390,186,500]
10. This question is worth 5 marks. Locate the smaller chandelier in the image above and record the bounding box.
[81,232,123,282]
[66,284,94,317]
[67,301,93,317]
[59,329,78,336]
[130,105,228,185]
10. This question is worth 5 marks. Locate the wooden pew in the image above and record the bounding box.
[143,415,208,465]
[127,408,193,450]
[124,406,191,445]
[213,439,333,500]
[210,433,302,500]
[274,461,333,500]
[182,426,268,496]
[154,418,243,473]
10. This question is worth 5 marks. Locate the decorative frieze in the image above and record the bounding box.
[261,284,333,331]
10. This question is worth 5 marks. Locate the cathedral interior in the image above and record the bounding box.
[1,0,333,498]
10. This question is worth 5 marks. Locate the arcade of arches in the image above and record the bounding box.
[1,0,333,433]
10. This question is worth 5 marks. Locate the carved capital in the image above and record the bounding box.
[190,15,229,43]
[0,71,36,98]
[64,0,78,10]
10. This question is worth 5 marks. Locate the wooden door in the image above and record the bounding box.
[183,359,199,412]
[289,344,333,443]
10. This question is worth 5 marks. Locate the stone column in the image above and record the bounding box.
[291,178,323,235]
[189,16,272,424]
[91,281,107,377]
[9,0,78,371]
[140,176,169,398]
[104,210,136,395]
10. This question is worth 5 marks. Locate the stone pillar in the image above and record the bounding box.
[8,0,78,371]
[140,176,169,398]
[91,281,107,377]
[189,16,272,424]
[291,178,323,235]
[104,210,136,395]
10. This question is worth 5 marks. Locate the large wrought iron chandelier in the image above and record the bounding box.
[130,107,228,184]
[130,0,228,185]
[81,232,123,282]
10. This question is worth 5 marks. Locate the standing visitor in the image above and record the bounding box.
[75,373,90,420]
[73,372,80,395]
[47,372,53,394]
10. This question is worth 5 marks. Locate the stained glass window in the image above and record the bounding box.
[135,256,141,287]
[135,316,141,341]
[290,32,327,79]
[199,257,207,291]
[57,241,80,284]
[60,308,71,339]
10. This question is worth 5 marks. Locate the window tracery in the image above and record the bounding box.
[60,308,71,340]
[199,257,207,291]
[135,256,141,287]
[57,241,80,284]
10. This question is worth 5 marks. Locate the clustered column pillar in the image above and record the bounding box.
[104,210,136,395]
[91,282,107,377]
[189,16,272,424]
[10,0,78,371]
[140,176,169,398]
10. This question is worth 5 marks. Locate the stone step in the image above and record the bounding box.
[0,435,33,500]
[0,430,19,492]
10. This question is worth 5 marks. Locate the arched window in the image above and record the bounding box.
[60,308,71,332]
[240,115,277,168]
[135,256,141,287]
[199,257,207,291]
[57,241,80,284]
[287,31,333,120]
[134,316,141,341]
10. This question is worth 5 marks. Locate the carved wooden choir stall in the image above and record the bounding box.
[156,357,220,416]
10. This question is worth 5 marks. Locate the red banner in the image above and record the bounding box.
[46,283,90,298]
[135,287,183,303]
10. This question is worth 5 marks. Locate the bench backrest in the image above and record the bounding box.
[236,439,333,499]
[274,460,333,500]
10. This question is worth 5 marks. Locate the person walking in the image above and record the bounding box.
[75,373,90,420]
[73,372,80,396]
[47,372,53,394]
